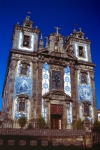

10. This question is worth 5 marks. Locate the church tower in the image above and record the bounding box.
[1,17,97,129]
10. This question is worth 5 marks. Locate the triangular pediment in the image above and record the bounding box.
[43,89,72,102]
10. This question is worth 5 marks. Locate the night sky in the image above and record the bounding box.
[0,0,100,110]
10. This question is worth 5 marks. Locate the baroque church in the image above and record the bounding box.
[1,16,97,129]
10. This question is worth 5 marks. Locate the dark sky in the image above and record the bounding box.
[0,0,100,110]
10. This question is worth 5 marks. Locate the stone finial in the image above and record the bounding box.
[35,26,38,29]
[79,28,82,32]
[54,27,60,35]
[73,28,76,32]
[39,33,44,49]
[26,16,30,20]
[17,22,20,25]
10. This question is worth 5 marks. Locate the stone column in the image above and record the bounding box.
[8,58,18,119]
[90,71,98,120]
[70,65,77,128]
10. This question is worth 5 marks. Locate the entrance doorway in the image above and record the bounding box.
[51,114,62,129]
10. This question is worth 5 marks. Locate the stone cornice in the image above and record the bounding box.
[65,36,91,45]
[14,25,40,34]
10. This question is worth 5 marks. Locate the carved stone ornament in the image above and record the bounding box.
[30,140,37,146]
[8,140,15,146]
[0,139,3,145]
[19,140,26,146]
[41,140,48,146]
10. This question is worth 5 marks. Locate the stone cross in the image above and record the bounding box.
[54,27,60,35]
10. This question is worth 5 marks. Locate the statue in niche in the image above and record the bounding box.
[54,42,58,52]
[54,36,59,52]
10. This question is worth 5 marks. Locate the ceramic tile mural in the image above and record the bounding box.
[14,98,29,119]
[78,71,92,103]
[67,102,72,123]
[17,62,31,78]
[13,62,32,119]
[64,67,71,96]
[14,77,32,98]
[42,63,49,95]
[42,63,49,120]
[42,98,46,121]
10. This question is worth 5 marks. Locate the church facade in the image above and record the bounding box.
[2,16,97,129]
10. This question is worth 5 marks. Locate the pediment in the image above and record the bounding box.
[43,89,72,102]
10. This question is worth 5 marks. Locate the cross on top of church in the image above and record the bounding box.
[54,27,60,35]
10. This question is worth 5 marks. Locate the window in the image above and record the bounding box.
[20,65,28,76]
[19,101,25,111]
[25,22,30,27]
[81,72,87,84]
[78,46,84,57]
[20,61,30,76]
[23,35,30,47]
[52,70,62,89]
[18,94,28,112]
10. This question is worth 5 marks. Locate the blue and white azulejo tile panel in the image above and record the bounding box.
[42,63,49,95]
[14,77,32,98]
[17,61,31,78]
[42,98,47,121]
[67,102,72,123]
[78,84,92,102]
[64,67,71,96]
[77,71,92,103]
[13,98,30,119]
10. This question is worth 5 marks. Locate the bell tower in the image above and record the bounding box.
[12,16,40,52]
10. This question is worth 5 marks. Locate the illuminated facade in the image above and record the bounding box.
[1,16,97,129]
